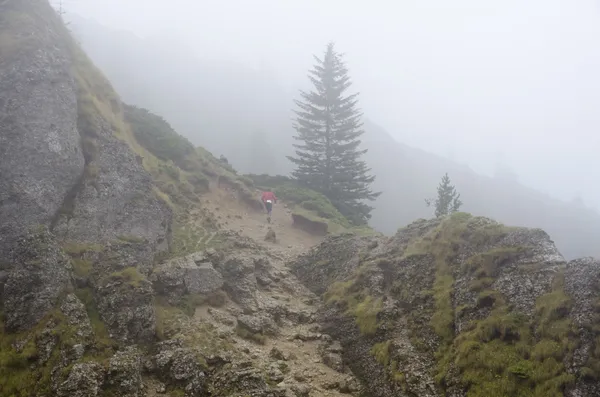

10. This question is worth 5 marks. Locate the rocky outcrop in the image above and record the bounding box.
[291,213,600,397]
[151,251,224,304]
[0,0,172,267]
[95,268,156,343]
[564,257,600,397]
[148,339,209,396]
[217,253,261,311]
[56,362,106,397]
[51,106,173,264]
[2,227,71,332]
[106,346,144,397]
[0,0,84,258]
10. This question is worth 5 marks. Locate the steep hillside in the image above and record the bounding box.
[291,213,600,397]
[0,2,372,396]
[67,17,600,260]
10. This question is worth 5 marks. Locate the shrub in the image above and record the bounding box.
[124,104,194,165]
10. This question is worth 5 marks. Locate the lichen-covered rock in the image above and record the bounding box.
[217,253,259,310]
[151,252,224,304]
[2,227,71,332]
[95,268,156,343]
[210,364,285,397]
[57,362,106,397]
[151,339,208,396]
[107,346,143,396]
[52,104,173,267]
[237,314,278,336]
[187,262,224,294]
[291,213,584,397]
[0,0,84,259]
[60,293,93,341]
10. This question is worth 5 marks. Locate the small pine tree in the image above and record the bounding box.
[287,42,380,224]
[425,173,463,217]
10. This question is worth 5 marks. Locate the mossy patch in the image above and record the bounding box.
[74,288,115,359]
[0,307,81,396]
[434,271,576,396]
[370,341,408,389]
[107,267,146,288]
[324,267,383,336]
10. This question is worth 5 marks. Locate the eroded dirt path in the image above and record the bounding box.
[201,185,321,260]
[186,186,360,397]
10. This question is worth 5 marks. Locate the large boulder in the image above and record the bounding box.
[2,227,71,332]
[0,0,84,258]
[151,252,224,304]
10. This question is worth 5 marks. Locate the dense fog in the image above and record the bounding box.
[56,0,600,258]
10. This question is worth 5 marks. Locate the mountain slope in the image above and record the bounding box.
[0,2,369,396]
[67,18,600,260]
[291,213,600,396]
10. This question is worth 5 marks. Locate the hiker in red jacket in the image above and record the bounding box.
[261,190,277,222]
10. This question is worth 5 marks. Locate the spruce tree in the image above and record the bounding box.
[287,42,380,224]
[425,173,463,217]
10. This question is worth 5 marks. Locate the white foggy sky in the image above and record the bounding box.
[60,0,600,208]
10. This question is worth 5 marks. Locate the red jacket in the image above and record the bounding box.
[261,191,277,203]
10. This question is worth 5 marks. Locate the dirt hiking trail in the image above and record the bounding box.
[185,185,361,397]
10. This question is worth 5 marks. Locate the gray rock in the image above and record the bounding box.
[185,262,224,294]
[95,271,156,343]
[321,352,344,372]
[338,377,361,394]
[152,253,224,303]
[267,365,285,383]
[237,314,278,336]
[211,364,285,397]
[219,254,258,310]
[60,293,93,341]
[52,109,173,270]
[290,383,312,397]
[2,227,71,332]
[0,0,84,259]
[57,362,106,397]
[152,339,208,396]
[265,228,277,243]
[107,346,143,396]
[270,347,287,361]
[565,257,600,397]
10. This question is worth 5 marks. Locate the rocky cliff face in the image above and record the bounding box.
[0,0,171,268]
[291,213,600,397]
[0,0,85,258]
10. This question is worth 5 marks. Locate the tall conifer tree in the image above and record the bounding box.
[288,42,380,224]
